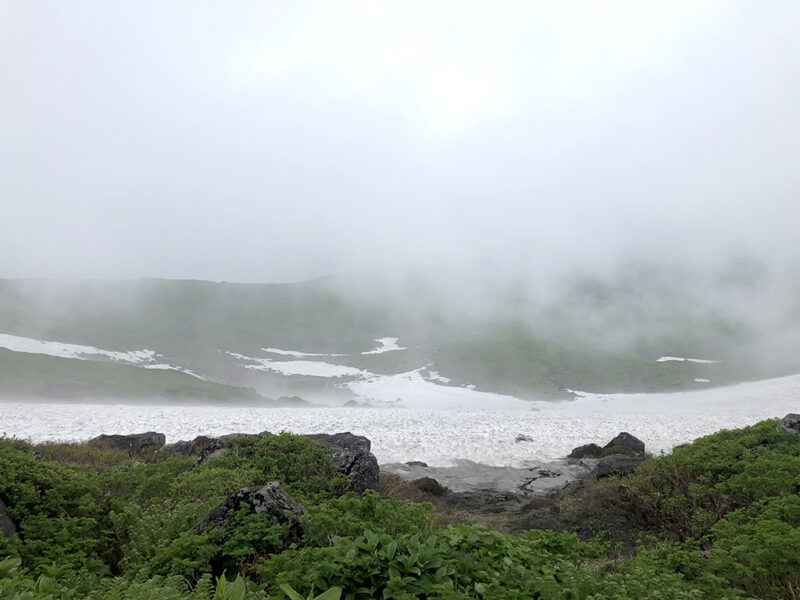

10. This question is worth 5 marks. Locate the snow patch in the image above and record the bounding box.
[0,333,205,379]
[249,360,366,378]
[262,347,347,357]
[362,337,407,355]
[694,378,711,383]
[656,356,720,364]
[141,364,208,380]
[426,370,451,384]
[344,368,529,410]
[226,351,365,378]
[0,333,156,363]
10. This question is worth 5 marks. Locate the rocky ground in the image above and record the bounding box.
[82,426,656,554]
[379,429,652,553]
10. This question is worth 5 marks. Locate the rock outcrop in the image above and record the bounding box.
[193,482,307,545]
[566,432,645,478]
[568,432,646,460]
[186,433,253,469]
[182,430,380,493]
[168,435,216,456]
[306,432,380,493]
[382,458,596,496]
[568,443,603,459]
[88,431,166,452]
[596,455,643,478]
[409,476,446,496]
[778,413,800,435]
[604,432,645,456]
[0,496,16,538]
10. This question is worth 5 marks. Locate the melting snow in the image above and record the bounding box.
[227,351,366,378]
[1,372,798,466]
[255,337,407,358]
[0,333,156,363]
[362,337,407,354]
[228,350,516,408]
[345,368,527,410]
[262,347,347,357]
[248,360,366,378]
[426,370,451,384]
[656,356,720,364]
[0,333,205,379]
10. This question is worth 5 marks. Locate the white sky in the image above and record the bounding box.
[1,1,799,282]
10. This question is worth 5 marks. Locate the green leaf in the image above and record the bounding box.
[279,583,306,600]
[314,587,343,600]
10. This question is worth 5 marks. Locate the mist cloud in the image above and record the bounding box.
[1,1,799,282]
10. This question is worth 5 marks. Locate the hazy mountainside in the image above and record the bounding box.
[0,348,264,404]
[0,259,798,403]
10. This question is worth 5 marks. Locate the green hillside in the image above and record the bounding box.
[1,260,798,401]
[0,348,265,403]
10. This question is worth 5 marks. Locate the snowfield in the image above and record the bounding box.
[1,372,798,467]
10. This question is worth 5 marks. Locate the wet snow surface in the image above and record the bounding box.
[2,372,798,467]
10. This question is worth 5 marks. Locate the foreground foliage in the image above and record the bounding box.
[1,419,799,599]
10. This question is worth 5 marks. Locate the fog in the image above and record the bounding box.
[2,2,799,284]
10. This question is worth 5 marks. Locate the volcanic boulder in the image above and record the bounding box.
[596,455,644,478]
[193,482,307,546]
[88,431,166,452]
[778,413,800,435]
[603,432,645,457]
[306,432,381,493]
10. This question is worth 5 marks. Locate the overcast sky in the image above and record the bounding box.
[1,1,799,282]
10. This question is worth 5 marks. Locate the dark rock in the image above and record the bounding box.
[568,443,603,459]
[306,432,380,493]
[170,440,198,456]
[170,435,219,456]
[596,454,644,478]
[410,476,446,496]
[0,496,16,538]
[184,431,380,493]
[30,450,43,461]
[405,461,428,468]
[515,434,533,443]
[778,413,800,435]
[343,400,361,407]
[88,431,166,452]
[604,432,645,457]
[193,482,307,545]
[187,432,256,469]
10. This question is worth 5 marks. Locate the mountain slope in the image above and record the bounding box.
[1,260,798,404]
[0,348,265,403]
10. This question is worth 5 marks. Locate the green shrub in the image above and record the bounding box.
[204,434,349,502]
[304,491,434,546]
[628,419,800,539]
